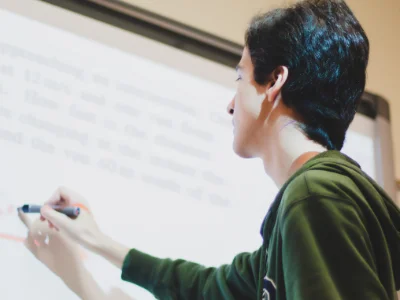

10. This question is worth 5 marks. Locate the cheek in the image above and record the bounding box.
[236,84,265,121]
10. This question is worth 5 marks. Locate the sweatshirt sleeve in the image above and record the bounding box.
[121,246,263,299]
[280,195,390,300]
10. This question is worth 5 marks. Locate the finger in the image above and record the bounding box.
[24,224,46,253]
[45,187,64,206]
[18,208,32,230]
[48,221,59,231]
[24,233,47,255]
[40,215,45,221]
[24,235,37,255]
[46,186,75,206]
[41,205,72,231]
[59,186,92,210]
[46,220,60,231]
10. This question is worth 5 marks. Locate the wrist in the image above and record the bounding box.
[89,232,130,269]
[85,230,109,253]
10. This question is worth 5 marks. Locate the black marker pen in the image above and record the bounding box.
[18,204,80,218]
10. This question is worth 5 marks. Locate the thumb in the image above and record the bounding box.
[41,205,73,231]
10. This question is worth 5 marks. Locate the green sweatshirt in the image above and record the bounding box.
[121,151,400,299]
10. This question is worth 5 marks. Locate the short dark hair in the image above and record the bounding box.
[245,0,369,150]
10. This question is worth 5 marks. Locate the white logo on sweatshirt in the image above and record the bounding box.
[262,274,276,300]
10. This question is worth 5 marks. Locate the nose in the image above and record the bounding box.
[227,96,235,115]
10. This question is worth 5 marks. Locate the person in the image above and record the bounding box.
[18,0,400,299]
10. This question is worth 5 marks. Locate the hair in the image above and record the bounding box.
[245,0,369,150]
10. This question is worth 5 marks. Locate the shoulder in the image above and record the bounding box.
[280,169,362,215]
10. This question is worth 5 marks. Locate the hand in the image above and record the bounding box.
[18,210,105,299]
[40,186,129,270]
[40,186,102,251]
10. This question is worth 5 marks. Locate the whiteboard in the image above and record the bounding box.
[0,0,388,299]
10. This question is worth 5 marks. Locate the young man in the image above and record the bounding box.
[19,0,400,299]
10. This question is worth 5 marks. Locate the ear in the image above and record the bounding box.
[266,66,289,103]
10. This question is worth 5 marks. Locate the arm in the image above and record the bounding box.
[38,187,261,300]
[89,231,261,299]
[281,196,390,300]
[119,246,262,299]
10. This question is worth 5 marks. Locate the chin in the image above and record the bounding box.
[232,139,254,159]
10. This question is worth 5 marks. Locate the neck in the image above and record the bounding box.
[260,120,327,188]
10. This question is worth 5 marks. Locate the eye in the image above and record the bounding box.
[235,76,242,82]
